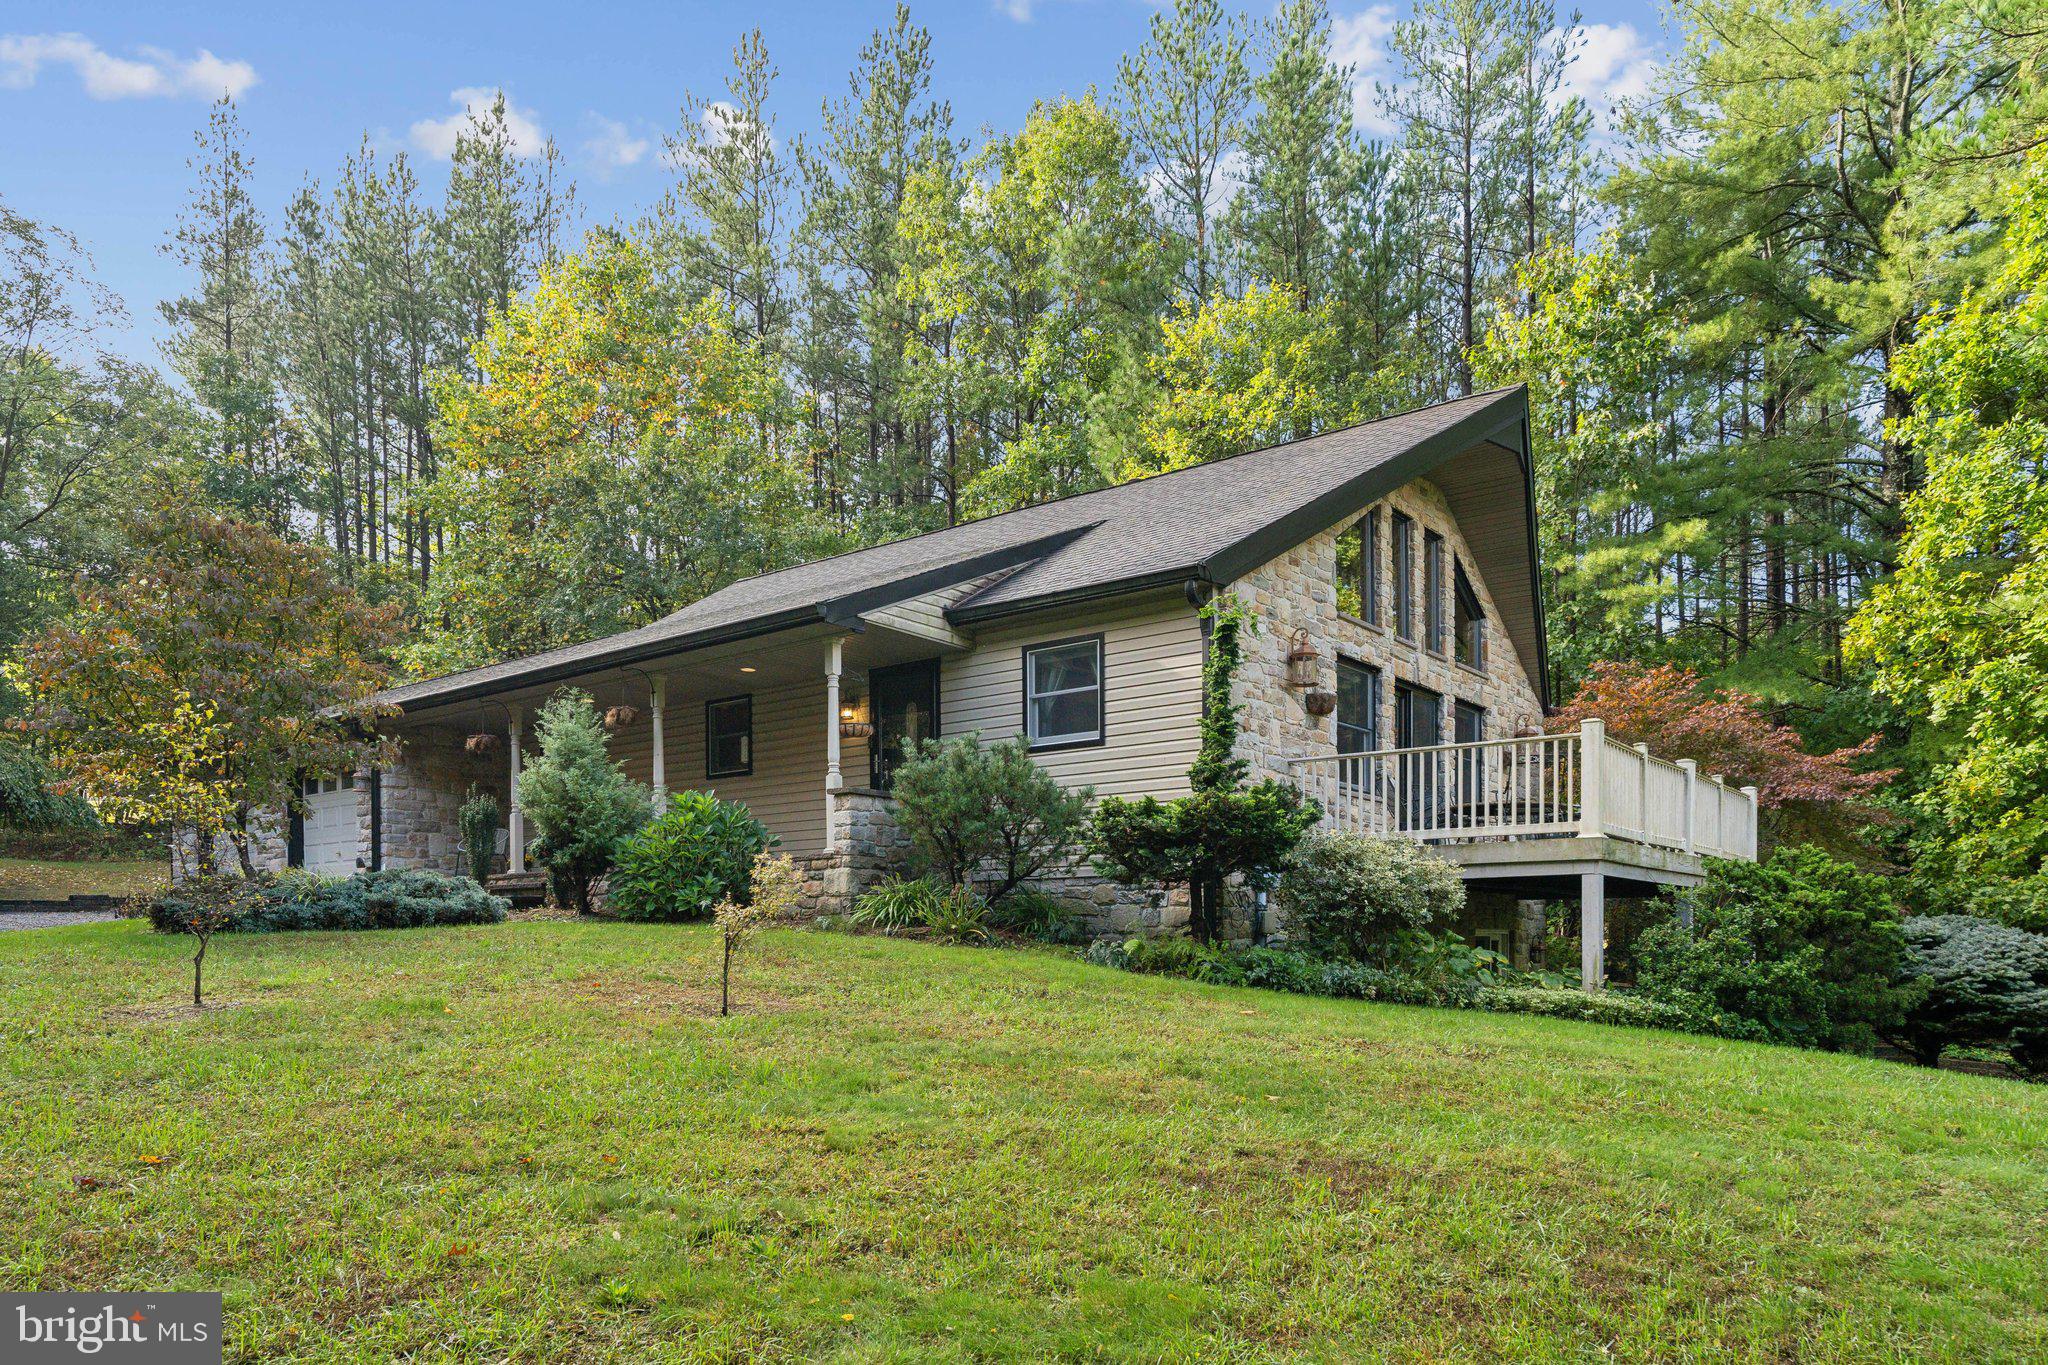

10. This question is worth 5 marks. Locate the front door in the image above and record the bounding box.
[869,659,941,790]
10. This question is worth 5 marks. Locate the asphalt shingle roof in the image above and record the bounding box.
[368,387,1530,712]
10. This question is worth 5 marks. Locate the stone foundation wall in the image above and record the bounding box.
[805,785,1194,938]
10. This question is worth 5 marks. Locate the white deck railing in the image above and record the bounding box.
[1286,718,1758,860]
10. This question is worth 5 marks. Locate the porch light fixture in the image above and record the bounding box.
[838,697,873,741]
[739,665,757,673]
[1284,628,1321,689]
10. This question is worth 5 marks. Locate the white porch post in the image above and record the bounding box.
[1633,741,1651,839]
[1678,758,1698,855]
[1740,785,1760,859]
[1581,871,1605,992]
[507,705,526,875]
[1578,718,1606,838]
[824,637,844,852]
[650,676,667,814]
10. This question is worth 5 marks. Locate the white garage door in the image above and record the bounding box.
[300,775,359,875]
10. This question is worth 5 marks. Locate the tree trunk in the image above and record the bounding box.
[192,936,207,1007]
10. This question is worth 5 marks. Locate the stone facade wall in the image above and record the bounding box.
[1232,475,1545,788]
[170,726,505,885]
[379,730,490,876]
[170,812,290,882]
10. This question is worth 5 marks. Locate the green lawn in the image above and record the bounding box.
[0,856,167,901]
[2,920,2044,1362]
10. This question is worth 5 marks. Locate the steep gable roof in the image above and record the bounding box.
[368,387,1538,711]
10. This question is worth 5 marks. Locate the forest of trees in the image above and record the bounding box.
[3,0,2045,898]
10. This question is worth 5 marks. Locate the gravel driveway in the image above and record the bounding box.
[0,909,121,931]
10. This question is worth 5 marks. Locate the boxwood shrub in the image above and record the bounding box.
[149,869,508,934]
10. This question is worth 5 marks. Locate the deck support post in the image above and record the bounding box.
[507,705,525,875]
[824,638,844,852]
[1580,871,1605,992]
[649,676,667,815]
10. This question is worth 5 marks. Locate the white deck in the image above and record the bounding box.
[1288,719,1759,989]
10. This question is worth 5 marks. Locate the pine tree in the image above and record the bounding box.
[663,28,792,348]
[1231,0,1358,300]
[1381,0,1522,396]
[793,3,957,533]
[159,97,292,521]
[1116,0,1251,302]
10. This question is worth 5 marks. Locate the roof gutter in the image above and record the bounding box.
[380,605,846,718]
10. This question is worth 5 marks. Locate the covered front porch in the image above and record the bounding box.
[1288,719,1760,988]
[368,611,966,907]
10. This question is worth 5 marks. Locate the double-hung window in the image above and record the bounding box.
[1336,508,1381,625]
[1336,658,1381,755]
[1024,636,1103,749]
[705,695,753,777]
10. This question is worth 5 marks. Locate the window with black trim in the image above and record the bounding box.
[1424,529,1446,653]
[1336,658,1381,754]
[1335,508,1381,625]
[705,695,753,777]
[1392,511,1415,640]
[1023,636,1103,748]
[1454,557,1487,668]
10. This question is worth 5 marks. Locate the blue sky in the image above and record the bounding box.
[3,1,1668,362]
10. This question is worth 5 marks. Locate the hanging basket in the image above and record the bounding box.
[1303,688,1338,718]
[464,732,500,757]
[603,704,642,732]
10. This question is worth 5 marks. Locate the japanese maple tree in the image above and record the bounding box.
[1551,661,1891,847]
[17,504,401,874]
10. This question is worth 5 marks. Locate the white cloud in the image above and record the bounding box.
[0,32,256,100]
[997,0,1039,19]
[1331,5,1398,139]
[409,87,547,160]
[1561,22,1660,119]
[662,99,777,171]
[582,113,649,175]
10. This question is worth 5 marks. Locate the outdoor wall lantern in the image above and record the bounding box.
[839,696,874,740]
[1285,628,1321,689]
